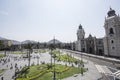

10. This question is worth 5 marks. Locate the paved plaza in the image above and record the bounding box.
[0,50,115,80]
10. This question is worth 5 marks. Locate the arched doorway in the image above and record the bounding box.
[82,48,85,52]
[89,47,93,54]
[98,49,103,56]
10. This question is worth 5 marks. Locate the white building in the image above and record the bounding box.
[76,24,104,55]
[76,24,85,51]
[104,8,120,58]
[76,8,120,57]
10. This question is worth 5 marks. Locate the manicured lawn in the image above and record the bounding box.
[34,65,86,80]
[0,54,5,58]
[34,49,46,54]
[38,49,46,53]
[16,50,86,80]
[53,50,61,55]
[51,50,84,64]
[12,51,26,54]
[17,64,86,80]
[0,69,4,74]
[27,65,47,78]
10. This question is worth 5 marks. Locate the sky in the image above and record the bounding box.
[0,0,120,42]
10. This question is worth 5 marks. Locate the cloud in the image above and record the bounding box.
[0,11,8,16]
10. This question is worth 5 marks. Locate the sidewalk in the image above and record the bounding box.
[62,57,102,80]
[62,52,102,80]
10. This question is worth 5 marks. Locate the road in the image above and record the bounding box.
[64,50,120,80]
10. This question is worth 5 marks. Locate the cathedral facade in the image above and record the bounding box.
[76,8,120,57]
[76,25,104,56]
[104,8,120,57]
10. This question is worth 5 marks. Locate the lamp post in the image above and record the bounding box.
[37,56,39,65]
[50,49,53,66]
[53,54,56,80]
[81,51,83,76]
[49,37,56,80]
[27,43,33,68]
[14,70,16,80]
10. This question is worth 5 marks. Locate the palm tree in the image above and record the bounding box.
[25,43,33,68]
[49,44,55,67]
[52,54,57,80]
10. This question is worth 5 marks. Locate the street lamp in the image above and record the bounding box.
[27,43,33,68]
[48,37,56,80]
[37,56,39,65]
[52,54,57,80]
[80,52,83,76]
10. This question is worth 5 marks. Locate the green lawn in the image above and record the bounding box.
[34,66,85,80]
[51,50,83,64]
[0,54,5,58]
[12,51,26,54]
[34,49,46,54]
[0,69,4,74]
[39,49,46,53]
[16,64,86,80]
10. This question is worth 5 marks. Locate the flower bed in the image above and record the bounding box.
[16,66,70,80]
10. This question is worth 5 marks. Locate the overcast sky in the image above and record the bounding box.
[0,0,120,42]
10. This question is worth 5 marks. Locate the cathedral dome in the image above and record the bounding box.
[107,7,116,17]
[88,34,92,38]
[79,24,82,29]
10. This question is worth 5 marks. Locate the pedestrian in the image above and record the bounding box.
[15,63,17,68]
[1,76,3,80]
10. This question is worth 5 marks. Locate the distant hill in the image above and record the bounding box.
[0,36,21,45]
[0,36,62,45]
[0,36,8,40]
[11,40,21,45]
[21,40,37,44]
[48,39,62,44]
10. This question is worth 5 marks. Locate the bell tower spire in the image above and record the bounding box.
[107,7,116,17]
[77,24,85,40]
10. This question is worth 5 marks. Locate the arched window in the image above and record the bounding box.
[112,47,115,50]
[111,40,114,43]
[109,28,114,34]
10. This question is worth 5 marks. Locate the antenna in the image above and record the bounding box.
[109,6,112,10]
[53,36,55,45]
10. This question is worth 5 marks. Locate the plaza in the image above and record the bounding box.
[0,48,120,80]
[0,49,103,80]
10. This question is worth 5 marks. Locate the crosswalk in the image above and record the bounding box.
[95,65,105,73]
[95,64,112,74]
[113,70,120,79]
[95,64,120,80]
[95,64,112,80]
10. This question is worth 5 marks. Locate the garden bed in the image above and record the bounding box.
[16,64,86,80]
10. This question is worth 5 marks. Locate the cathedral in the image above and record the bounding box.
[76,8,120,58]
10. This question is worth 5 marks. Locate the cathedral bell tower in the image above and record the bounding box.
[76,24,85,51]
[104,8,120,57]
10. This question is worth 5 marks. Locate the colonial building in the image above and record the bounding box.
[0,40,12,50]
[76,25,104,55]
[76,24,85,52]
[76,8,120,57]
[104,8,120,57]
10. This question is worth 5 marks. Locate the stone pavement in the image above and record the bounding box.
[0,50,103,80]
[62,56,102,80]
[0,52,51,80]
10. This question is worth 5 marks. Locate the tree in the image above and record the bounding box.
[25,43,33,68]
[49,44,56,66]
